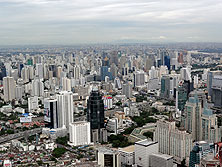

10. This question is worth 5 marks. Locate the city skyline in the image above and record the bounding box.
[1,0,222,45]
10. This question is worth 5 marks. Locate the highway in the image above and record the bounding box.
[0,128,42,144]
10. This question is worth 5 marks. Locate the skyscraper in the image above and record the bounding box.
[3,76,16,102]
[122,82,133,98]
[87,88,105,142]
[56,91,74,129]
[44,98,58,129]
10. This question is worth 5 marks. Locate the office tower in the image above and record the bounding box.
[36,63,43,79]
[161,74,179,99]
[149,66,158,80]
[21,66,29,83]
[189,141,215,167]
[62,77,71,91]
[3,76,16,102]
[56,66,62,79]
[10,69,18,81]
[178,52,184,64]
[119,145,135,167]
[98,147,120,167]
[159,65,169,77]
[32,78,44,97]
[194,74,199,88]
[183,91,221,142]
[201,108,220,142]
[164,55,171,70]
[133,70,145,87]
[149,153,174,167]
[154,120,192,163]
[135,140,158,167]
[114,77,122,89]
[147,78,160,91]
[87,89,105,142]
[122,82,132,98]
[210,73,222,107]
[44,98,58,129]
[183,95,203,141]
[69,121,91,146]
[28,96,39,112]
[101,66,112,81]
[15,85,23,100]
[56,91,74,129]
[180,67,191,81]
[110,63,118,78]
[176,86,187,112]
[73,65,80,79]
[145,56,154,72]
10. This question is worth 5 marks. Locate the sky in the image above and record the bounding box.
[0,0,222,45]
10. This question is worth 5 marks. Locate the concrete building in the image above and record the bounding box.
[98,147,120,167]
[149,153,174,167]
[3,76,16,102]
[154,120,192,163]
[44,98,58,129]
[135,139,158,167]
[56,91,74,129]
[118,145,135,167]
[69,121,91,146]
[122,82,132,98]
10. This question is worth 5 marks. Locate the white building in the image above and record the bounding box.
[56,91,74,129]
[32,78,44,97]
[36,63,44,79]
[135,140,158,167]
[61,77,71,91]
[69,121,91,146]
[119,145,135,167]
[3,76,16,102]
[28,96,39,112]
[154,120,192,163]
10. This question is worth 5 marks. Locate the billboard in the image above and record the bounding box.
[20,117,32,123]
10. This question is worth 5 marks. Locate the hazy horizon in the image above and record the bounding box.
[1,0,222,45]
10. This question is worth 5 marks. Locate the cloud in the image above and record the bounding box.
[0,0,222,44]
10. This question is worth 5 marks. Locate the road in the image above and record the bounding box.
[0,128,42,144]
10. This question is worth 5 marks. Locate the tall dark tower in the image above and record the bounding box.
[87,88,105,142]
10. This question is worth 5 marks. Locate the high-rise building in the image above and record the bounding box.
[87,89,105,142]
[56,91,74,129]
[189,141,215,167]
[61,77,71,91]
[122,82,132,98]
[161,74,179,99]
[118,145,135,167]
[69,121,91,146]
[101,66,112,81]
[36,63,44,80]
[44,98,58,129]
[3,76,16,102]
[154,120,192,163]
[135,139,158,167]
[210,74,222,107]
[31,78,44,97]
[183,91,221,142]
[133,70,145,87]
